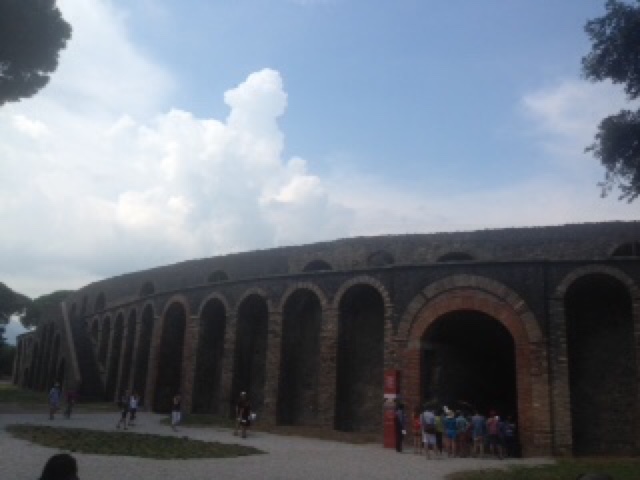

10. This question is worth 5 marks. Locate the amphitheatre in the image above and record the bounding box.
[12,220,640,457]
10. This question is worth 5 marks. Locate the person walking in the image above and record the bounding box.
[171,393,182,431]
[48,382,61,420]
[63,388,76,419]
[116,390,130,430]
[234,392,252,438]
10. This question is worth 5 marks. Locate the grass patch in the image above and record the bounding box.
[447,457,640,480]
[166,414,379,444]
[0,383,46,405]
[7,424,264,459]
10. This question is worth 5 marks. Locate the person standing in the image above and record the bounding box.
[470,410,487,457]
[394,401,407,453]
[420,405,437,459]
[128,392,139,426]
[48,383,61,420]
[443,408,458,457]
[411,406,423,454]
[171,393,182,431]
[486,413,503,459]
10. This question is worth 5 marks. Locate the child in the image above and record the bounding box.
[412,406,423,454]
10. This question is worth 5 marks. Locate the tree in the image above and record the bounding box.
[21,290,72,329]
[582,0,640,201]
[0,0,72,106]
[0,282,30,325]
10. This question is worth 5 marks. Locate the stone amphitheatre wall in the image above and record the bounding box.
[13,222,640,456]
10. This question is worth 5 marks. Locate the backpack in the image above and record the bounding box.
[423,413,436,434]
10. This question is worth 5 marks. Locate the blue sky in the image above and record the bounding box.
[1,0,638,342]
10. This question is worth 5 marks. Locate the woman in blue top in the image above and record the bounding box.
[443,409,458,457]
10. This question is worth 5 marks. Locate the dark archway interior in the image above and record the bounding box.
[117,312,137,399]
[153,303,186,412]
[105,315,124,401]
[231,295,268,414]
[192,299,227,414]
[278,290,322,426]
[422,310,517,419]
[133,306,153,405]
[565,274,637,455]
[335,285,384,432]
[49,336,60,387]
[98,318,111,366]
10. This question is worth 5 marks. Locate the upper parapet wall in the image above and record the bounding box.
[66,221,640,315]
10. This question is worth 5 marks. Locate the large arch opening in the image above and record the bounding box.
[335,285,384,432]
[105,314,124,401]
[98,317,111,367]
[192,299,227,414]
[231,294,268,415]
[133,305,154,405]
[565,273,638,455]
[277,289,322,426]
[117,311,137,399]
[421,311,517,419]
[153,303,186,413]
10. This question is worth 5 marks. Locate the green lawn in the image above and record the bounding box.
[447,458,640,480]
[0,382,46,404]
[7,424,264,459]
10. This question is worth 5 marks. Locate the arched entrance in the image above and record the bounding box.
[421,310,517,420]
[277,289,322,426]
[335,284,385,432]
[231,294,268,414]
[153,302,187,412]
[400,277,548,456]
[192,298,227,414]
[565,273,638,455]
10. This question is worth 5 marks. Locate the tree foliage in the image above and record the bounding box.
[582,0,640,201]
[0,282,31,325]
[21,290,72,329]
[0,0,72,106]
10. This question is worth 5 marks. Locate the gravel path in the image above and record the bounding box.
[0,412,553,480]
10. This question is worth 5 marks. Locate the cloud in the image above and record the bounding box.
[0,1,637,301]
[0,2,351,297]
[521,80,632,165]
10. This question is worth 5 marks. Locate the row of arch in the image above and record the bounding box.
[16,323,66,392]
[15,264,640,455]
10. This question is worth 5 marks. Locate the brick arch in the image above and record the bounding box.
[331,275,392,312]
[553,264,640,301]
[196,292,231,317]
[277,282,329,312]
[160,294,191,319]
[398,274,542,344]
[549,264,640,455]
[400,276,549,456]
[235,287,275,313]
